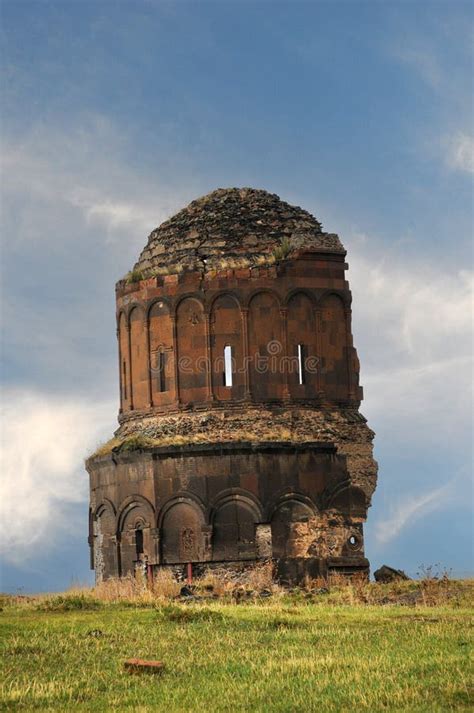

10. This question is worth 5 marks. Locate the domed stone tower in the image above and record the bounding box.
[87,188,378,583]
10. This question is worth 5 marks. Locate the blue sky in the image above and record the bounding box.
[1,0,472,592]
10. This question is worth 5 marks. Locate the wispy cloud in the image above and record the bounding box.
[349,235,472,553]
[393,45,443,89]
[1,117,195,393]
[374,479,456,546]
[445,132,474,174]
[389,23,473,177]
[0,389,115,565]
[350,242,473,429]
[1,117,182,241]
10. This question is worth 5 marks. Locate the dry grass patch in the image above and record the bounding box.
[1,590,472,711]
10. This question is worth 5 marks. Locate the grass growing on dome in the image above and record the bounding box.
[272,235,292,261]
[254,253,277,267]
[125,268,145,284]
[88,427,298,460]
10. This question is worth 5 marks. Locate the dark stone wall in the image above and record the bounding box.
[88,442,370,581]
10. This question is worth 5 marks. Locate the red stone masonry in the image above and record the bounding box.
[87,188,378,584]
[115,252,361,417]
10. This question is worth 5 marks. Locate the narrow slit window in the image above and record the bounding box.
[135,527,144,559]
[158,351,167,392]
[297,344,306,385]
[224,345,233,387]
[122,360,127,399]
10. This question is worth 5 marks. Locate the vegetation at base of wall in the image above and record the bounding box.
[2,567,472,612]
[87,427,297,461]
[1,574,472,712]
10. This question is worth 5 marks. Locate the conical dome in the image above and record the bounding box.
[134,187,344,275]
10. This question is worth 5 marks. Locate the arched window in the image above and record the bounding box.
[287,293,317,397]
[210,294,244,400]
[248,292,282,400]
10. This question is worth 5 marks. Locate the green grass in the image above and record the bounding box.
[1,593,473,711]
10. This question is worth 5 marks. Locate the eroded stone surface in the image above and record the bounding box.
[132,187,344,276]
[87,187,378,584]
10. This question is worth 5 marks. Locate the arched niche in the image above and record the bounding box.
[149,300,175,406]
[212,499,258,561]
[118,312,130,411]
[248,291,283,401]
[129,306,148,410]
[176,298,207,405]
[328,485,367,519]
[118,498,155,576]
[210,294,244,401]
[287,292,318,397]
[271,498,315,558]
[161,501,204,564]
[319,294,349,402]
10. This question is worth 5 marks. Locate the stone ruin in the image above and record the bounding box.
[86,187,378,584]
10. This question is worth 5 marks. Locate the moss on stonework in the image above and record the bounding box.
[87,426,301,462]
[127,188,344,280]
[272,235,292,261]
[125,269,145,284]
[119,251,281,285]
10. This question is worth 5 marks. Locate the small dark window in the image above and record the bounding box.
[135,527,144,558]
[297,344,306,385]
[122,360,127,399]
[158,351,167,392]
[223,345,233,387]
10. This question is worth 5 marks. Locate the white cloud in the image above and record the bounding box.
[350,242,473,444]
[390,30,473,178]
[0,117,198,565]
[0,389,115,565]
[1,118,181,242]
[0,117,196,393]
[348,235,473,550]
[445,132,474,174]
[374,479,455,546]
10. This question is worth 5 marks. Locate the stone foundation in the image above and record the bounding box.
[87,439,375,583]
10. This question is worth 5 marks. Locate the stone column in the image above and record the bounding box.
[344,306,355,401]
[116,325,123,414]
[280,307,291,400]
[150,528,160,565]
[145,315,153,408]
[204,313,214,402]
[171,314,180,407]
[256,524,273,559]
[201,525,213,561]
[127,315,134,410]
[314,307,324,398]
[241,307,251,400]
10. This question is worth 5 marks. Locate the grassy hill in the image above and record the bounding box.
[1,573,472,711]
